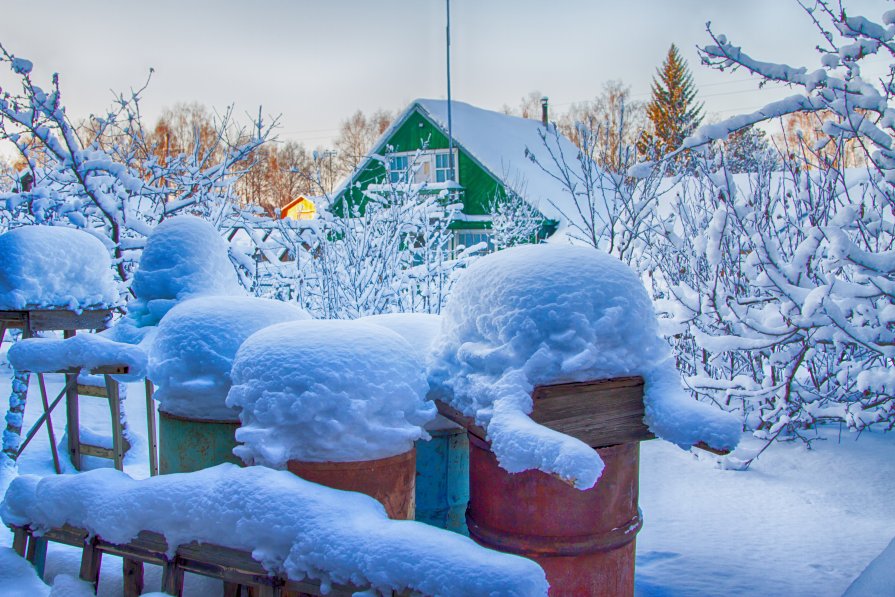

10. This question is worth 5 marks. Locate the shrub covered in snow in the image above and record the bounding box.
[429,243,740,489]
[128,216,244,326]
[148,295,310,421]
[0,465,548,596]
[228,319,436,465]
[0,226,119,311]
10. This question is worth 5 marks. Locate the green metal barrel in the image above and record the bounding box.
[158,411,241,474]
[414,420,469,534]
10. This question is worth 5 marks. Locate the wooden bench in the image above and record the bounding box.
[10,524,417,597]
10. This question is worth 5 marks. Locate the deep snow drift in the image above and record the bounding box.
[227,319,436,465]
[148,296,310,421]
[429,244,740,489]
[127,216,244,326]
[0,226,119,311]
[0,464,549,597]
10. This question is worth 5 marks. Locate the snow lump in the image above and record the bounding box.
[0,225,119,311]
[227,319,436,466]
[128,215,244,326]
[428,243,740,489]
[148,296,310,421]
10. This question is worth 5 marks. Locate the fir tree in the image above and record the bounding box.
[638,44,704,167]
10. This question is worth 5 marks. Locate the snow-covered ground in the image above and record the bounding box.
[1,338,893,596]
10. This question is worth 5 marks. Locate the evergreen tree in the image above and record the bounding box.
[638,44,703,167]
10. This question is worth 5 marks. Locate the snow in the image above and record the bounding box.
[429,244,740,489]
[7,335,148,382]
[227,319,436,466]
[0,547,50,596]
[842,536,895,597]
[147,296,310,421]
[128,216,244,327]
[337,99,605,233]
[0,226,119,311]
[1,464,549,597]
[1,336,893,596]
[357,312,442,362]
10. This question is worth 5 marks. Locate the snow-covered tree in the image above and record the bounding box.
[0,44,273,291]
[648,1,895,443]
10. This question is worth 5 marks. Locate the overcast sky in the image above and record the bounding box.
[1,0,891,150]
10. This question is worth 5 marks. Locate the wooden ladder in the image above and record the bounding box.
[67,366,130,471]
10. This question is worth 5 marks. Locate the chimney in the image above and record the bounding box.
[540,96,549,126]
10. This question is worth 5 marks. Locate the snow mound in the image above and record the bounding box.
[429,244,740,489]
[1,465,548,596]
[0,547,49,597]
[7,334,147,382]
[129,216,244,326]
[357,312,442,362]
[228,320,436,465]
[0,226,119,311]
[148,296,310,421]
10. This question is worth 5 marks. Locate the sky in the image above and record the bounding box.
[0,0,891,152]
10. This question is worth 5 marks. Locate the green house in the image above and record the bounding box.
[332,99,590,250]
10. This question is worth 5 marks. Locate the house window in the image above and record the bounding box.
[455,230,491,254]
[385,149,457,184]
[389,155,409,183]
[435,152,453,182]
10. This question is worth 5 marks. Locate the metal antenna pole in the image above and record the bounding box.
[446,0,454,181]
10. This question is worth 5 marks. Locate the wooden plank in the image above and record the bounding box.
[434,402,486,441]
[79,443,116,459]
[79,537,103,589]
[437,378,655,449]
[28,309,113,332]
[146,379,159,476]
[123,558,144,597]
[77,383,109,398]
[36,373,62,474]
[12,527,28,557]
[161,558,185,597]
[107,376,125,471]
[531,377,655,448]
[64,331,81,471]
[223,582,242,597]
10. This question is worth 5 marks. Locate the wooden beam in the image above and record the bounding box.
[161,558,185,597]
[123,558,144,597]
[79,537,103,589]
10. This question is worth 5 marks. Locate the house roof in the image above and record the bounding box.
[335,99,607,229]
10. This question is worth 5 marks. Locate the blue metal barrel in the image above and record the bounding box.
[414,418,469,534]
[158,411,241,474]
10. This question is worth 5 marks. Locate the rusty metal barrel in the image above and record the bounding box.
[287,448,416,520]
[466,433,642,597]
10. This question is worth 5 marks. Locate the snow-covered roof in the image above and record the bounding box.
[337,99,603,227]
